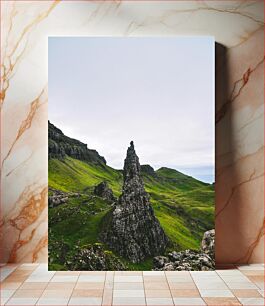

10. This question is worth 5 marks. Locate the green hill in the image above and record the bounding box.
[48,122,214,270]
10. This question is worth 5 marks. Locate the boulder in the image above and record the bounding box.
[94,181,116,202]
[201,229,215,259]
[48,189,69,208]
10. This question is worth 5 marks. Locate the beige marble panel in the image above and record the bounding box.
[0,0,264,263]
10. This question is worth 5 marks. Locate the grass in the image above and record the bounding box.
[49,158,122,195]
[49,157,214,270]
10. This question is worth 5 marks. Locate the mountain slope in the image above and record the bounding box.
[48,122,214,270]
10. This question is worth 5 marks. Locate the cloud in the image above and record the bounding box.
[49,37,214,182]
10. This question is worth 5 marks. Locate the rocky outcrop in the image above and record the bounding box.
[66,243,127,271]
[153,249,214,271]
[140,164,157,177]
[153,229,215,271]
[48,188,80,208]
[201,229,215,259]
[48,121,106,165]
[94,181,116,203]
[101,141,168,263]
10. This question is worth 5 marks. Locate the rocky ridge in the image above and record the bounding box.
[48,121,106,164]
[101,141,168,263]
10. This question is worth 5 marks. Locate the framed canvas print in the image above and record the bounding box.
[48,37,215,271]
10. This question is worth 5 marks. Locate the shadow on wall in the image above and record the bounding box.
[215,42,229,264]
[214,42,259,264]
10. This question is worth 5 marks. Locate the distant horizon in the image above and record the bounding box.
[50,120,214,184]
[49,37,214,184]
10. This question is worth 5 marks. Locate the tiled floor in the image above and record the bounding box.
[0,264,264,305]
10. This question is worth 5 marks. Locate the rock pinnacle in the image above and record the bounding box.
[101,141,168,263]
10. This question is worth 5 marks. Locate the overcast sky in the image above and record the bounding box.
[49,37,214,183]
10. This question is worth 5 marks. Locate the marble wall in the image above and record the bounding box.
[0,1,264,264]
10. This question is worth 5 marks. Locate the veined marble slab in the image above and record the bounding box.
[0,0,264,263]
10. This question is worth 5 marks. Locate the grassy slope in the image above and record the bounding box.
[49,157,214,270]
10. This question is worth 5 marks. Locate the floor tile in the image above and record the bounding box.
[102,288,112,306]
[169,282,196,289]
[50,275,78,282]
[113,289,145,297]
[144,282,169,290]
[195,282,228,290]
[0,289,15,298]
[37,298,69,305]
[4,275,28,283]
[173,297,206,305]
[116,271,143,276]
[144,276,167,282]
[203,297,242,305]
[170,289,200,297]
[112,296,146,305]
[75,282,104,290]
[146,297,174,305]
[199,289,234,297]
[247,275,264,282]
[220,275,251,282]
[78,275,105,282]
[71,289,103,297]
[114,282,144,290]
[241,270,264,276]
[12,289,44,298]
[25,276,54,283]
[68,297,102,305]
[255,282,264,290]
[1,297,10,305]
[145,290,172,298]
[217,270,245,276]
[237,264,264,271]
[44,282,75,290]
[0,282,22,290]
[191,271,217,276]
[238,297,265,305]
[6,297,38,305]
[80,271,106,275]
[114,275,143,283]
[258,290,264,297]
[40,289,72,298]
[0,266,19,282]
[232,289,262,298]
[167,277,193,283]
[1,263,264,305]
[143,271,165,276]
[19,282,48,290]
[55,271,80,276]
[225,282,258,289]
[165,271,190,276]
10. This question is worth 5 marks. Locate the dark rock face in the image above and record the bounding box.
[94,181,116,203]
[201,229,215,259]
[153,249,215,271]
[101,141,168,263]
[48,121,106,165]
[140,164,157,177]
